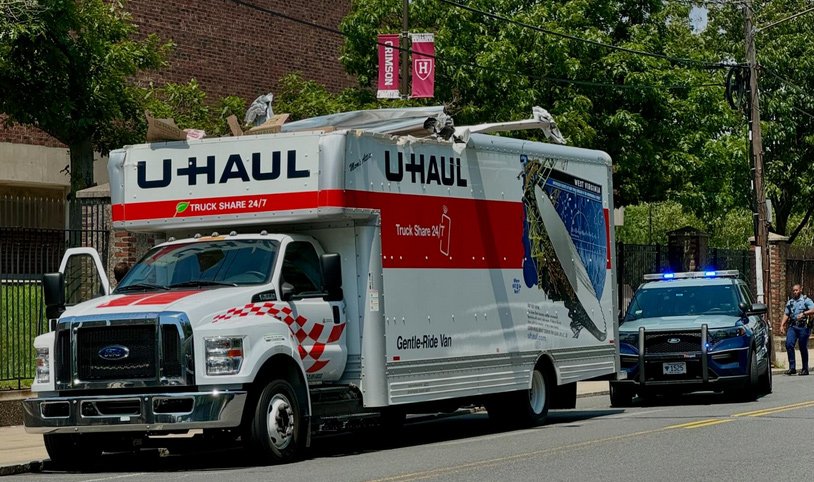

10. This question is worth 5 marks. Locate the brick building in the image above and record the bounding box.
[0,0,354,228]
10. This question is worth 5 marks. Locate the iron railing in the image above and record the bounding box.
[0,196,110,388]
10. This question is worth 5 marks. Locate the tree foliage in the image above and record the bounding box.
[0,0,171,196]
[335,0,749,222]
[703,0,814,242]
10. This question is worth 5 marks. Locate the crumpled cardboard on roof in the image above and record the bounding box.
[145,113,205,142]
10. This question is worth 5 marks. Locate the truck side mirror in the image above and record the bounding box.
[43,272,65,323]
[280,282,295,301]
[321,253,343,302]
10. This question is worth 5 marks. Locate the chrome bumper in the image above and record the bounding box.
[23,390,247,434]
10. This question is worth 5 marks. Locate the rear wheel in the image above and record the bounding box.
[43,434,102,469]
[486,366,551,427]
[246,379,306,464]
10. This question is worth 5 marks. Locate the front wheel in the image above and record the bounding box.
[43,434,102,469]
[609,383,634,407]
[246,379,306,464]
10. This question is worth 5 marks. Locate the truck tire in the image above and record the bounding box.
[486,367,551,427]
[246,379,306,464]
[43,433,102,469]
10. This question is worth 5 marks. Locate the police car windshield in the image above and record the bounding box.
[116,239,278,292]
[624,284,741,322]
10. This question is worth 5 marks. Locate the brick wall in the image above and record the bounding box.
[768,238,788,333]
[0,0,353,147]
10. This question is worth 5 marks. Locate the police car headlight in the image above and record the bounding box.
[619,332,639,346]
[707,326,747,345]
[35,347,50,384]
[205,337,244,375]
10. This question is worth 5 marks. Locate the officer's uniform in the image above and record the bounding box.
[785,294,814,374]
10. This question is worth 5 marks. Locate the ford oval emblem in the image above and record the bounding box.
[98,345,130,361]
[667,338,681,344]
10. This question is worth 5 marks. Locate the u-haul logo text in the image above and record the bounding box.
[137,150,310,189]
[384,151,468,187]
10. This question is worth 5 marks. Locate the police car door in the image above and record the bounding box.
[279,240,347,381]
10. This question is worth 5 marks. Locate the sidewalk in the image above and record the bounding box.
[1,345,810,475]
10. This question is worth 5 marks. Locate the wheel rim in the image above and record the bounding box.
[529,370,546,415]
[266,393,295,450]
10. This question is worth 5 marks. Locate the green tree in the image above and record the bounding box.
[141,79,245,138]
[337,0,744,223]
[0,0,171,203]
[703,0,814,242]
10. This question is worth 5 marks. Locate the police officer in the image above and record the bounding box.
[781,284,814,375]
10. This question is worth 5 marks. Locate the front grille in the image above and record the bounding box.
[76,325,156,380]
[55,329,71,384]
[161,325,182,378]
[645,332,702,354]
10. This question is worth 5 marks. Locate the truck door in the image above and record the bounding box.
[280,241,347,381]
[59,247,111,305]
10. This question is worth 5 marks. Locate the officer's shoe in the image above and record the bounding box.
[785,369,797,375]
[800,369,810,376]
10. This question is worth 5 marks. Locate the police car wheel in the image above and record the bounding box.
[609,383,633,407]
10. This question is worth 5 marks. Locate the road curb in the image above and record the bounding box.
[0,460,43,477]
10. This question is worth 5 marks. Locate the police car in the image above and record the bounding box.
[610,270,772,406]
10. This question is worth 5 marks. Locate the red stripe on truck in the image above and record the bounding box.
[113,190,610,271]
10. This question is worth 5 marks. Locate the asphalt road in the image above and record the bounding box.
[13,375,814,481]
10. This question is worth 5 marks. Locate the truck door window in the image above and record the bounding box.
[281,242,323,297]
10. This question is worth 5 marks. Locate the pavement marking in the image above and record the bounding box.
[663,418,733,430]
[367,425,691,482]
[369,401,814,482]
[733,400,814,417]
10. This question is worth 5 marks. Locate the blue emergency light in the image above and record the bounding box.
[642,270,740,281]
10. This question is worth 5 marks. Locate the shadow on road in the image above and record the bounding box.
[37,408,623,474]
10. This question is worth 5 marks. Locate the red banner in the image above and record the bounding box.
[377,34,400,99]
[411,33,435,98]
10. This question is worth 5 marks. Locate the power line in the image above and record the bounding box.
[227,0,724,93]
[437,0,731,70]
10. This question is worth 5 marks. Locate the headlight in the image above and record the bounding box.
[35,347,50,384]
[205,337,244,376]
[707,326,747,345]
[619,332,639,346]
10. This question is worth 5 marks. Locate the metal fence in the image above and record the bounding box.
[617,242,754,316]
[0,196,110,388]
[787,247,814,296]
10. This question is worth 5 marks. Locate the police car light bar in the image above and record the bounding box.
[642,270,739,281]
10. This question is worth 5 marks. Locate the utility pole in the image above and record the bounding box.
[400,0,410,99]
[744,0,772,343]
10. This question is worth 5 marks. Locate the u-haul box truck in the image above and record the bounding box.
[24,107,620,466]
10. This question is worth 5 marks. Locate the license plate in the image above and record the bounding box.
[663,362,687,375]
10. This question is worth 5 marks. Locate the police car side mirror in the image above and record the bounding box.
[740,302,767,316]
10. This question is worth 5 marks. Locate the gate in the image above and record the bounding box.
[0,195,109,389]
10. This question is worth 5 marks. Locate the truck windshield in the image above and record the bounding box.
[623,284,741,322]
[116,239,278,292]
